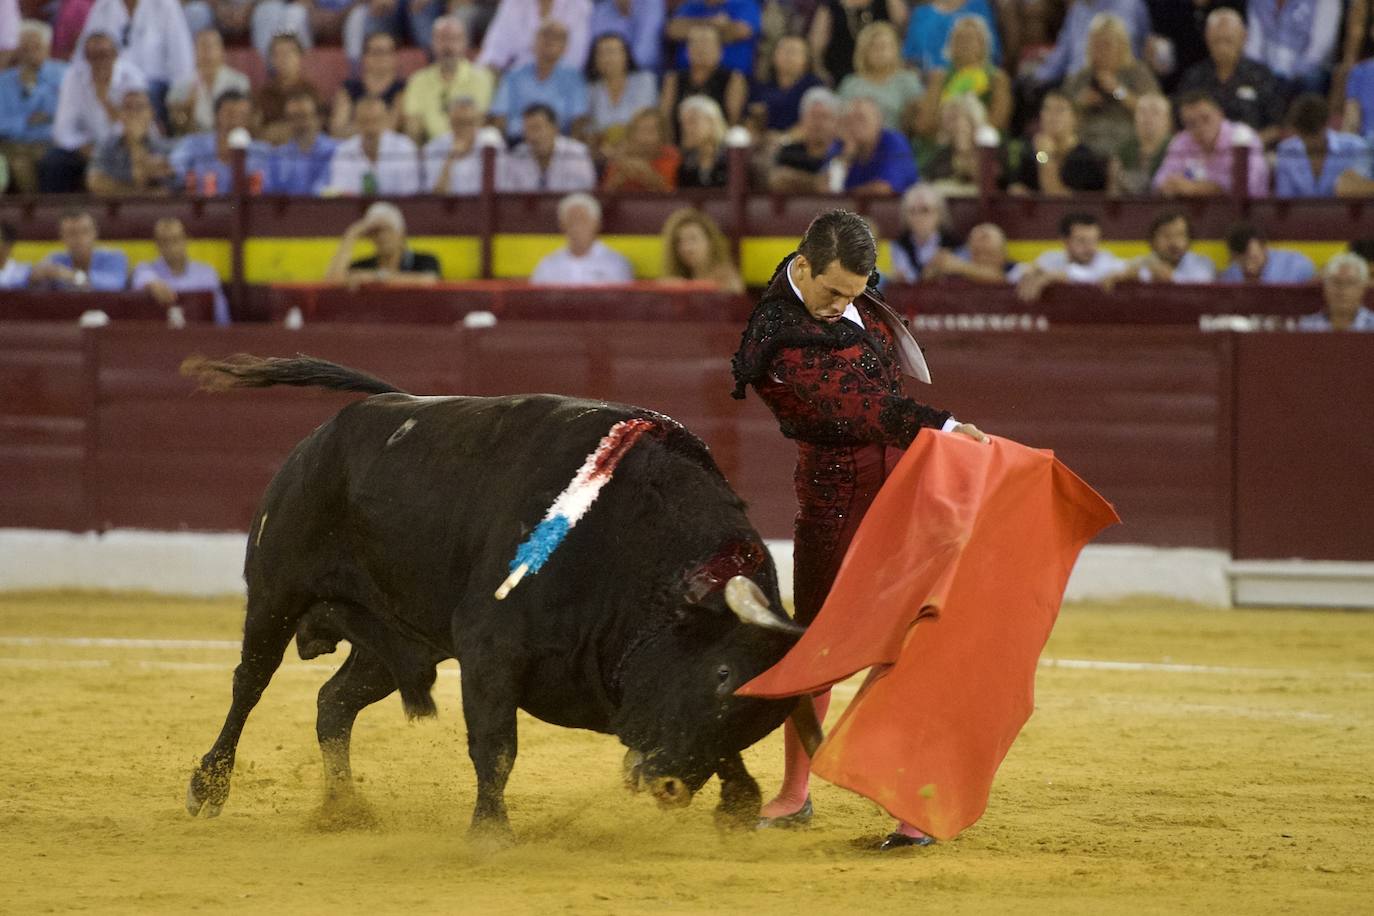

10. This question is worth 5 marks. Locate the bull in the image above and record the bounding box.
[182,355,819,835]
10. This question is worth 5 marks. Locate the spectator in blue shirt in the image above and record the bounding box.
[748,34,823,135]
[1274,94,1373,198]
[28,209,129,291]
[902,0,1000,73]
[1218,222,1316,284]
[489,20,589,140]
[667,0,760,77]
[0,19,67,193]
[835,95,918,195]
[170,89,269,194]
[590,0,665,72]
[0,221,31,290]
[266,89,337,195]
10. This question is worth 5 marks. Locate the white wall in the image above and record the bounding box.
[0,529,1235,606]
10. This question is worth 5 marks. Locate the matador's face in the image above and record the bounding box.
[792,256,868,323]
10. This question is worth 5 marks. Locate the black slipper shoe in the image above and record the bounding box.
[756,797,813,830]
[878,831,936,851]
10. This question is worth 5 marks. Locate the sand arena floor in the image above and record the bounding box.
[1,592,1371,914]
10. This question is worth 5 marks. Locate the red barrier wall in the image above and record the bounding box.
[1232,334,1374,561]
[1,321,1369,562]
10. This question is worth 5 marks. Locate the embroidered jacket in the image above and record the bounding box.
[731,256,950,448]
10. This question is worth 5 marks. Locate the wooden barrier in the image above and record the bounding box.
[7,320,1368,565]
[264,282,754,323]
[0,291,217,323]
[885,279,1333,325]
[1232,334,1374,562]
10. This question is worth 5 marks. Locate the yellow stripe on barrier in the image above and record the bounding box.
[11,241,232,275]
[7,237,1358,285]
[242,236,483,283]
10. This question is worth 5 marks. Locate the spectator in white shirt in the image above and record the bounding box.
[497,103,596,191]
[327,95,422,195]
[180,1,311,60]
[1015,212,1126,301]
[424,95,487,194]
[479,0,593,73]
[39,31,147,192]
[166,29,250,136]
[1297,253,1374,332]
[78,0,194,121]
[531,192,634,284]
[1131,210,1215,283]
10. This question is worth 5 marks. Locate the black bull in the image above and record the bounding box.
[183,355,820,833]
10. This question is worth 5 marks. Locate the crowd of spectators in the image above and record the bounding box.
[0,0,1372,332]
[4,0,1374,200]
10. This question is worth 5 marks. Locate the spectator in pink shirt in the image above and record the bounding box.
[1153,90,1269,198]
[53,0,96,60]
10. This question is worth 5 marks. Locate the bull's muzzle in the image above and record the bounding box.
[646,776,694,809]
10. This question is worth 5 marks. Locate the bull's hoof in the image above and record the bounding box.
[715,774,762,831]
[185,781,223,818]
[467,818,515,851]
[185,763,231,818]
[308,785,379,832]
[714,803,758,832]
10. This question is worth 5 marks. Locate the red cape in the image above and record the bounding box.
[737,431,1118,839]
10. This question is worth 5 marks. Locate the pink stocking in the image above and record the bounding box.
[760,690,832,818]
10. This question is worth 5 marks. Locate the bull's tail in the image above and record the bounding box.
[181,354,408,396]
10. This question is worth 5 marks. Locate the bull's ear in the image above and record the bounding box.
[724,577,804,634]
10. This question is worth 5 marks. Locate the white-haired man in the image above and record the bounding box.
[530,193,633,285]
[1298,254,1374,332]
[324,202,440,287]
[834,95,919,196]
[0,19,66,193]
[768,86,840,193]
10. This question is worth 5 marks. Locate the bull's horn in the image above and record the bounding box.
[724,576,803,634]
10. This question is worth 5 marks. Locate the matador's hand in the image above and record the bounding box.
[953,423,990,444]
